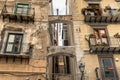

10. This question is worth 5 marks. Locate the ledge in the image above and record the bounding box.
[47,46,75,56]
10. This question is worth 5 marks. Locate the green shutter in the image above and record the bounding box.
[14,3,18,14]
[27,4,30,15]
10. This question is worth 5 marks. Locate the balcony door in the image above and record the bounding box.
[94,28,108,46]
[99,57,118,80]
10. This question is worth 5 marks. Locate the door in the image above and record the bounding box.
[100,57,118,80]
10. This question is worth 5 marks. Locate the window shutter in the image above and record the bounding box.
[14,3,18,14]
[66,56,70,74]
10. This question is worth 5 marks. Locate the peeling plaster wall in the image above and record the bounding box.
[0,0,51,80]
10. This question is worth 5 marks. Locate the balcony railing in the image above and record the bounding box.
[47,74,73,80]
[1,4,35,23]
[84,0,101,1]
[82,7,120,24]
[47,73,89,80]
[116,0,120,2]
[89,37,120,53]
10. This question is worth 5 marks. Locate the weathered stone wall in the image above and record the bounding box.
[0,0,51,79]
[72,0,120,79]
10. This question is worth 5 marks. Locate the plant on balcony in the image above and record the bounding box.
[85,34,96,47]
[81,8,86,15]
[89,34,96,38]
[102,42,108,46]
[114,33,120,38]
[102,34,107,38]
[104,6,111,12]
[85,34,95,41]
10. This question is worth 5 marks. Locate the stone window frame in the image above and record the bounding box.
[52,55,71,74]
[4,33,23,54]
[1,31,25,54]
[14,2,30,15]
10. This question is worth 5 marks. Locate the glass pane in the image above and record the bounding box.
[102,38,108,44]
[17,5,24,8]
[90,38,96,45]
[16,4,29,14]
[105,71,114,77]
[103,59,112,68]
[15,35,22,44]
[13,35,22,53]
[13,44,19,53]
[62,27,68,39]
[6,44,13,52]
[22,8,28,14]
[100,30,105,34]
[16,8,22,14]
[8,35,15,42]
[23,5,29,8]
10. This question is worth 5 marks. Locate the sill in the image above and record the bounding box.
[0,53,30,64]
[0,53,30,57]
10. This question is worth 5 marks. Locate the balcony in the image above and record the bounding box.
[47,74,74,80]
[47,46,75,56]
[0,43,33,63]
[116,0,120,2]
[89,36,120,53]
[84,0,101,2]
[47,73,89,80]
[82,7,120,24]
[1,4,35,23]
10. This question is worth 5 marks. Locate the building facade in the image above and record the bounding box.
[0,0,120,80]
[0,0,77,80]
[0,0,52,80]
[72,0,120,80]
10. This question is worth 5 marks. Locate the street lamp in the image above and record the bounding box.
[79,63,85,80]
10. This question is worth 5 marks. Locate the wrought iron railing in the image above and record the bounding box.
[84,0,101,1]
[89,37,120,48]
[82,7,120,23]
[82,7,119,17]
[2,4,35,16]
[46,73,89,80]
[1,4,35,23]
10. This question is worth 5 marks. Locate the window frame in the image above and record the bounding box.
[52,55,71,74]
[4,32,23,54]
[14,3,30,15]
[98,55,118,80]
[90,28,109,46]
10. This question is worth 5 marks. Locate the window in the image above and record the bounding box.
[52,55,70,74]
[62,26,69,46]
[14,3,30,14]
[4,33,23,54]
[90,28,108,46]
[100,57,118,80]
[50,22,70,46]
